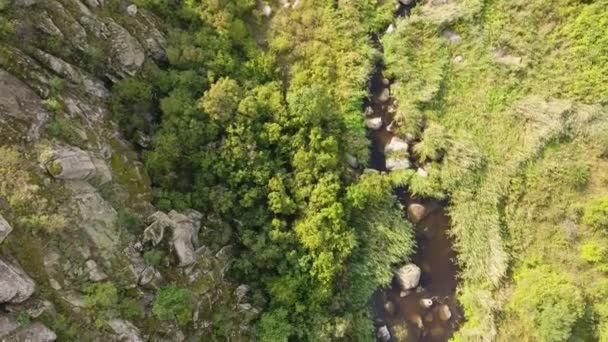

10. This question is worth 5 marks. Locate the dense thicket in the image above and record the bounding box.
[112,0,414,340]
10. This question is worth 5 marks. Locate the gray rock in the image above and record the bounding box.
[364,106,374,117]
[453,54,464,63]
[261,4,272,17]
[5,299,55,319]
[407,203,427,223]
[85,260,108,282]
[494,49,522,66]
[386,24,395,34]
[442,30,462,44]
[108,21,145,77]
[378,88,391,102]
[384,136,409,153]
[399,0,414,4]
[124,243,162,288]
[5,322,57,342]
[0,315,19,339]
[0,215,13,244]
[417,167,429,177]
[235,284,250,302]
[67,181,119,256]
[395,263,421,290]
[83,0,100,8]
[143,212,171,246]
[0,69,49,142]
[109,319,144,342]
[386,157,411,171]
[438,304,452,321]
[11,0,40,6]
[126,4,138,16]
[345,153,359,169]
[377,325,391,342]
[0,257,36,304]
[43,146,111,184]
[366,117,383,130]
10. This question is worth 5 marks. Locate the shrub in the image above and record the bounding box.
[509,263,585,342]
[581,242,607,264]
[143,249,164,267]
[117,209,144,235]
[152,285,192,326]
[84,282,118,309]
[583,197,608,231]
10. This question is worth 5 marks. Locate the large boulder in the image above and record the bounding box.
[5,322,56,342]
[108,21,145,77]
[43,146,112,184]
[169,210,202,267]
[395,263,421,290]
[0,257,36,304]
[0,215,13,244]
[109,319,144,342]
[377,325,391,342]
[366,117,383,130]
[0,315,19,339]
[386,157,411,171]
[407,203,428,223]
[385,136,409,153]
[67,181,119,256]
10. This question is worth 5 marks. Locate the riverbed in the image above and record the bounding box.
[366,7,463,340]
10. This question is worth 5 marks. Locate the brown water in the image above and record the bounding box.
[366,9,463,340]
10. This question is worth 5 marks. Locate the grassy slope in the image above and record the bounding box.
[384,0,608,340]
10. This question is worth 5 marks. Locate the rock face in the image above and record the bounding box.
[0,315,19,339]
[395,263,421,291]
[67,181,119,256]
[0,215,13,244]
[144,210,203,267]
[108,21,146,77]
[0,69,49,142]
[0,257,36,304]
[43,146,112,184]
[6,322,57,342]
[109,319,144,342]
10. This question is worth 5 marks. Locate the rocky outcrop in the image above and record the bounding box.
[0,215,13,244]
[395,264,421,291]
[85,260,108,282]
[109,319,144,342]
[67,181,119,255]
[0,69,49,142]
[0,257,36,304]
[144,210,203,267]
[386,157,411,171]
[4,322,57,342]
[42,145,112,184]
[124,243,163,288]
[0,315,19,339]
[108,21,146,77]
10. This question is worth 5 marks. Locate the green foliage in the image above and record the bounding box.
[46,116,85,147]
[580,242,608,266]
[143,249,164,267]
[257,309,294,342]
[84,282,118,309]
[200,77,242,122]
[583,197,608,231]
[152,285,192,326]
[117,209,144,235]
[109,78,154,139]
[508,263,585,342]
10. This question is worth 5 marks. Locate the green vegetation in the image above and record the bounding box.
[110,0,414,340]
[382,0,608,340]
[152,285,192,326]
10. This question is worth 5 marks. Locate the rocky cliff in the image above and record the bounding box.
[0,1,256,340]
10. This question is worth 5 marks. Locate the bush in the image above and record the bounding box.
[583,197,608,231]
[581,242,607,264]
[152,285,192,326]
[84,282,118,309]
[143,249,164,267]
[509,263,585,342]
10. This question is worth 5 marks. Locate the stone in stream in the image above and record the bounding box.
[378,88,391,102]
[399,0,415,4]
[438,304,452,321]
[419,298,433,308]
[407,203,428,223]
[395,263,421,290]
[366,117,383,130]
[386,158,411,171]
[0,215,13,244]
[385,136,409,153]
[384,301,396,316]
[377,325,391,342]
[386,120,396,132]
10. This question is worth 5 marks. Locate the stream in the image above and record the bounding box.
[366,3,463,341]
